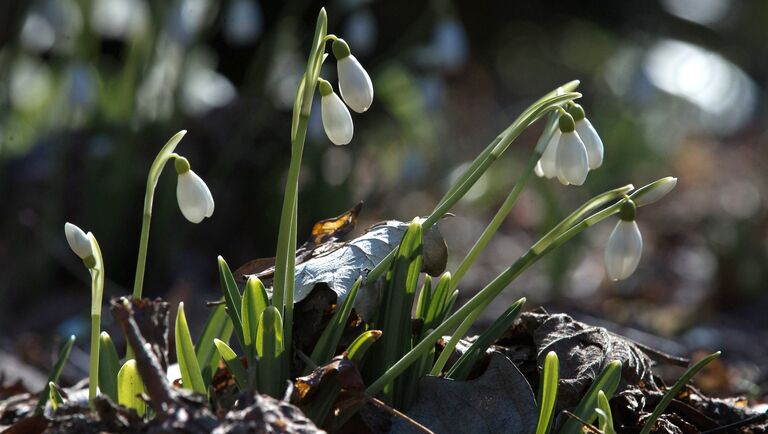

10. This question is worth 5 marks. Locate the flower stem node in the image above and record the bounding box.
[65,222,95,264]
[331,38,351,60]
[319,79,354,145]
[558,112,576,133]
[619,199,637,221]
[174,156,191,175]
[176,169,215,224]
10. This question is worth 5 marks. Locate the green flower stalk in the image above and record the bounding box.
[367,177,675,396]
[131,130,214,299]
[64,223,104,405]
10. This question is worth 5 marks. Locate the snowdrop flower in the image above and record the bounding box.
[319,79,354,145]
[175,157,214,223]
[65,222,95,267]
[537,129,561,179]
[555,113,589,186]
[604,200,643,281]
[632,176,678,207]
[332,39,373,113]
[569,104,604,170]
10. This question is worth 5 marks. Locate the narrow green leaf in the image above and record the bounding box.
[639,352,720,434]
[414,276,432,321]
[370,219,423,407]
[423,272,451,332]
[256,306,285,398]
[346,330,383,366]
[309,277,363,369]
[195,301,234,385]
[35,335,75,414]
[535,351,559,434]
[560,360,622,434]
[48,382,64,412]
[446,299,525,380]
[242,276,269,362]
[217,256,245,350]
[175,302,207,395]
[596,390,616,434]
[213,338,250,391]
[117,359,146,417]
[98,331,121,401]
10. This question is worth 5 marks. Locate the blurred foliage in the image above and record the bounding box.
[1,0,767,396]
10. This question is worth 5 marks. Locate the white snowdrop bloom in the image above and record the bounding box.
[538,129,561,179]
[555,113,589,186]
[319,79,354,145]
[570,104,604,170]
[175,157,215,224]
[333,39,373,113]
[633,177,678,207]
[65,222,93,260]
[604,201,643,281]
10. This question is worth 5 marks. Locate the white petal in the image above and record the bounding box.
[65,222,93,259]
[556,131,589,186]
[337,55,373,113]
[575,119,604,169]
[540,130,561,179]
[534,160,544,177]
[604,220,643,281]
[176,171,215,223]
[321,92,354,145]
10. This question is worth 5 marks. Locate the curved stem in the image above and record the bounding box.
[366,90,582,285]
[132,130,187,299]
[366,187,637,396]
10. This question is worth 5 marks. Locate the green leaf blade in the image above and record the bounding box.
[214,338,250,391]
[117,359,146,417]
[218,256,245,349]
[256,306,285,398]
[308,277,363,369]
[535,351,559,434]
[195,302,234,385]
[560,359,622,434]
[175,302,207,395]
[98,332,121,401]
[35,335,75,414]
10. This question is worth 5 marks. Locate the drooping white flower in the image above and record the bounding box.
[65,222,93,259]
[319,79,354,145]
[555,113,589,186]
[605,201,643,281]
[175,157,215,224]
[570,104,604,170]
[333,39,373,113]
[539,130,561,179]
[633,176,678,207]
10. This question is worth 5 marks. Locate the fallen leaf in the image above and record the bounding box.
[390,352,538,434]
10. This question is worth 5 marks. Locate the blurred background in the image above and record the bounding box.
[0,0,766,399]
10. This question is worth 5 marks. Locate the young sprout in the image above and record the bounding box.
[63,223,104,406]
[332,38,373,113]
[569,103,604,170]
[555,112,590,186]
[319,78,354,145]
[174,156,215,224]
[604,200,643,281]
